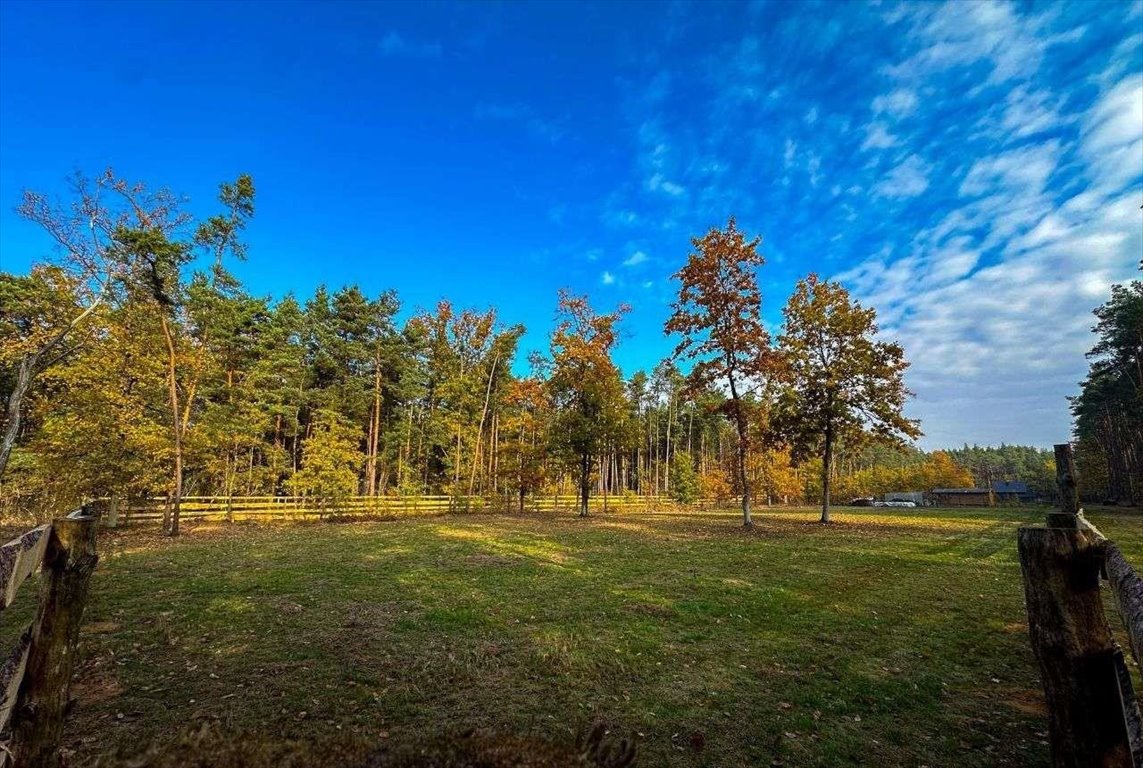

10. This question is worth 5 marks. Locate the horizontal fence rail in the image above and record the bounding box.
[109,494,727,525]
[0,525,50,609]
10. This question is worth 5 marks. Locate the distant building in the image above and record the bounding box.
[992,481,1034,503]
[931,488,994,507]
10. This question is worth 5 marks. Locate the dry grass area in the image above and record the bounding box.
[17,504,1143,766]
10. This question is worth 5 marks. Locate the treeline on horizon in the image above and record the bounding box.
[1,171,1133,530]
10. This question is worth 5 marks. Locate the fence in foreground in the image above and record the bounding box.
[1017,444,1143,767]
[107,493,730,525]
[0,507,98,767]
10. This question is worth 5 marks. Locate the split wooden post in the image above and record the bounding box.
[1018,442,1141,767]
[1051,442,1081,521]
[1018,526,1135,766]
[9,511,98,768]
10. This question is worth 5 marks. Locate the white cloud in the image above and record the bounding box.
[1001,86,1063,138]
[839,195,1138,445]
[871,88,918,118]
[884,3,1085,86]
[602,204,640,228]
[874,154,930,198]
[958,141,1059,197]
[861,122,899,150]
[784,138,797,167]
[623,251,648,267]
[1081,74,1143,193]
[601,271,615,285]
[601,1,1134,448]
[646,173,685,197]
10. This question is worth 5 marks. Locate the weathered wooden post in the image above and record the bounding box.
[1018,443,1140,767]
[10,510,98,768]
[103,497,119,529]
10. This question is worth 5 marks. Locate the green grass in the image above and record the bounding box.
[47,505,1143,766]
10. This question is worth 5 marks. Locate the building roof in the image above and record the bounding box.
[993,481,1030,494]
[932,488,991,494]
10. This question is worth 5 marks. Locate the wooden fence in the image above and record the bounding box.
[0,506,98,767]
[1018,444,1143,767]
[108,493,719,526]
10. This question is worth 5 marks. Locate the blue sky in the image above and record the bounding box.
[1,0,1140,449]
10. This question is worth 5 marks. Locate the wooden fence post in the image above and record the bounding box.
[1052,442,1080,517]
[1018,442,1139,767]
[1018,526,1134,766]
[9,513,98,768]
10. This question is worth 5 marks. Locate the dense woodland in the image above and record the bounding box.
[1071,280,1142,505]
[0,171,1115,530]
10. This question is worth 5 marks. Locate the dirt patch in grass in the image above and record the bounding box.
[621,602,675,619]
[1001,688,1049,717]
[339,601,402,629]
[71,653,124,707]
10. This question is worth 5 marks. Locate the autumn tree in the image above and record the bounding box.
[665,217,777,527]
[288,409,365,508]
[404,301,523,501]
[773,274,921,523]
[500,374,552,511]
[0,171,198,478]
[548,291,628,516]
[110,174,255,535]
[15,300,171,518]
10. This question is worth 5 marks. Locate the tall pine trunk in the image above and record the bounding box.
[821,422,833,524]
[366,358,381,496]
[579,452,590,517]
[160,316,183,537]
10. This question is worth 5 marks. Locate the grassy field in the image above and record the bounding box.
[14,505,1143,766]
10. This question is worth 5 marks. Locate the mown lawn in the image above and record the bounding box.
[36,505,1143,766]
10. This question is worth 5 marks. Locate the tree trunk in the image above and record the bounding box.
[579,452,590,517]
[726,370,751,527]
[821,422,833,524]
[160,316,183,537]
[367,352,382,496]
[469,354,499,497]
[0,353,37,479]
[0,289,107,481]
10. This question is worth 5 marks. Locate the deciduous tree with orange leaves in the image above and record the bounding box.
[548,291,629,517]
[773,274,921,523]
[665,217,779,527]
